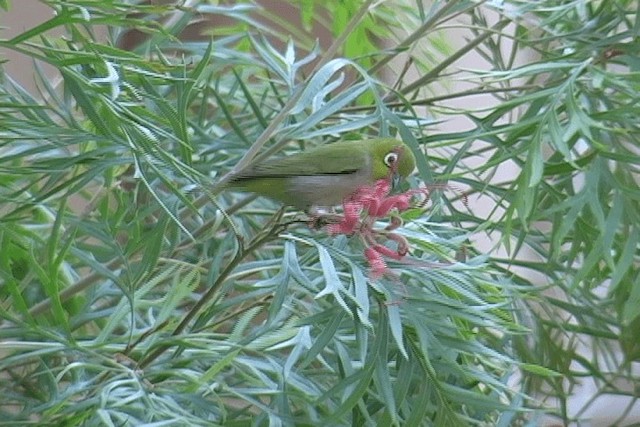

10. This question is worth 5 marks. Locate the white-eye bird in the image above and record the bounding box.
[226,138,416,209]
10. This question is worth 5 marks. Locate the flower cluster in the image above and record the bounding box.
[325,178,431,279]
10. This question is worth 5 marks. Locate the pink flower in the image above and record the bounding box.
[325,177,432,278]
[326,200,362,235]
[364,246,387,279]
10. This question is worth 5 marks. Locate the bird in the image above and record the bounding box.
[226,137,416,210]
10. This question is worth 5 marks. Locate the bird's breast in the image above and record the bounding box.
[288,171,371,207]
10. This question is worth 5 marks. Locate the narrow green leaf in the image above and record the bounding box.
[387,303,408,359]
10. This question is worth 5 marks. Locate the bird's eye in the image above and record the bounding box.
[384,152,399,167]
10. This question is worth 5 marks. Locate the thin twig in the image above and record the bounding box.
[368,0,462,75]
[29,257,124,316]
[341,84,542,113]
[384,19,511,103]
[137,212,287,369]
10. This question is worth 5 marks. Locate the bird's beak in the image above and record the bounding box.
[391,173,402,191]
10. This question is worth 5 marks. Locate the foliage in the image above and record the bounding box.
[0,0,638,425]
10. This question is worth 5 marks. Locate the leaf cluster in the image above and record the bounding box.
[0,0,638,425]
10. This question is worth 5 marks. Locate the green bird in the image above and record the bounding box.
[227,138,417,209]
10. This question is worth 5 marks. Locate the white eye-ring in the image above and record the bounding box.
[384,152,399,167]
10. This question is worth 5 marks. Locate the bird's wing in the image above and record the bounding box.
[237,142,369,178]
